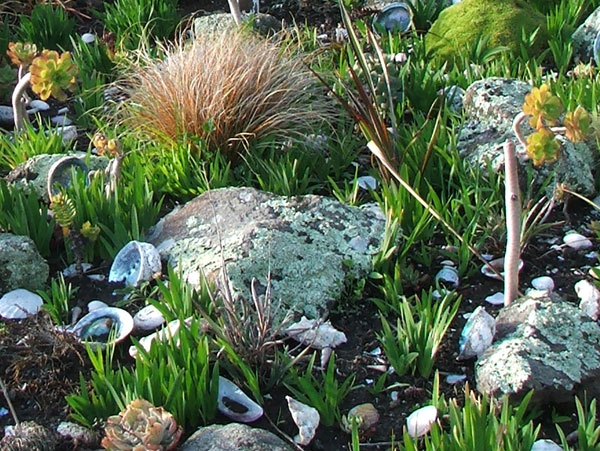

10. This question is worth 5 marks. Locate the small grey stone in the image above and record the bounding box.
[179,423,293,451]
[572,6,600,63]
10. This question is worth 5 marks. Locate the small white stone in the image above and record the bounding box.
[531,276,554,292]
[0,289,43,319]
[81,33,96,44]
[484,292,505,306]
[51,116,73,126]
[357,176,377,190]
[563,232,593,250]
[62,263,93,278]
[28,100,50,112]
[531,439,563,451]
[445,374,467,385]
[458,306,495,360]
[406,405,437,438]
[575,279,600,320]
[435,266,459,288]
[0,105,14,125]
[87,300,108,312]
[57,107,69,114]
[58,125,78,143]
[133,304,165,332]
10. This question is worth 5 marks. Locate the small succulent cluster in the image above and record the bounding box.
[29,49,77,101]
[352,52,406,114]
[101,398,183,451]
[519,84,595,165]
[93,132,122,158]
[6,42,38,68]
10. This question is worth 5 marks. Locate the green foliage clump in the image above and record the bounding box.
[16,3,76,51]
[425,0,549,65]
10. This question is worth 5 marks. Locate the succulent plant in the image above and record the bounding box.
[525,127,561,166]
[564,105,593,143]
[80,221,101,242]
[50,192,76,231]
[6,42,38,68]
[522,84,563,130]
[101,398,183,451]
[29,50,77,101]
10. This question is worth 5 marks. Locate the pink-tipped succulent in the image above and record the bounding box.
[6,42,38,69]
[29,50,77,102]
[101,399,183,451]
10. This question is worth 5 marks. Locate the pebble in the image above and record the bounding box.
[484,292,504,306]
[445,374,467,385]
[458,306,495,360]
[435,266,459,288]
[357,176,377,190]
[563,232,593,250]
[406,405,437,438]
[531,276,554,292]
[28,100,50,112]
[531,439,562,451]
[51,115,73,126]
[575,279,600,320]
[0,106,14,126]
[87,300,108,312]
[81,33,96,44]
[133,304,166,332]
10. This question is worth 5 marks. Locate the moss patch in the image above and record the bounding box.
[425,0,549,64]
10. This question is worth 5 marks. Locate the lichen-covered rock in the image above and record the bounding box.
[0,233,48,295]
[425,0,549,64]
[475,292,600,405]
[179,423,293,451]
[148,187,386,324]
[572,6,600,64]
[457,77,597,196]
[5,153,109,202]
[192,13,281,37]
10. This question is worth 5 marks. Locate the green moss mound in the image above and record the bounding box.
[425,0,549,64]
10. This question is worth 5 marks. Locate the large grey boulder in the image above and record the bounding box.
[147,187,386,324]
[457,77,597,196]
[0,233,48,295]
[5,153,109,202]
[572,6,600,64]
[192,13,281,37]
[180,423,293,451]
[475,292,600,405]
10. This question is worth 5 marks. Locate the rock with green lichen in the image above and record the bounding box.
[425,0,549,64]
[0,233,48,295]
[147,187,386,325]
[458,77,597,196]
[572,6,600,64]
[475,291,600,405]
[5,153,109,202]
[180,423,293,451]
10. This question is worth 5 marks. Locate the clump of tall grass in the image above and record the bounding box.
[120,29,332,160]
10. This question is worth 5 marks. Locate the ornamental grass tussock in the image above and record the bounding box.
[119,28,332,161]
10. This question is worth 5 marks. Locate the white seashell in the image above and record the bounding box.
[484,292,505,306]
[357,176,377,190]
[575,280,600,320]
[406,405,437,438]
[531,439,562,451]
[87,300,108,312]
[50,115,73,126]
[109,241,162,287]
[133,304,165,332]
[0,289,43,319]
[458,306,495,360]
[218,376,263,423]
[481,258,524,281]
[70,307,133,348]
[286,395,320,445]
[81,33,96,44]
[445,374,467,385]
[531,276,554,292]
[129,317,192,358]
[435,266,459,288]
[563,232,593,250]
[285,316,347,350]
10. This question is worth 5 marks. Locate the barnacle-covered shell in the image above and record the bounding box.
[342,403,379,433]
[70,307,133,348]
[372,2,412,33]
